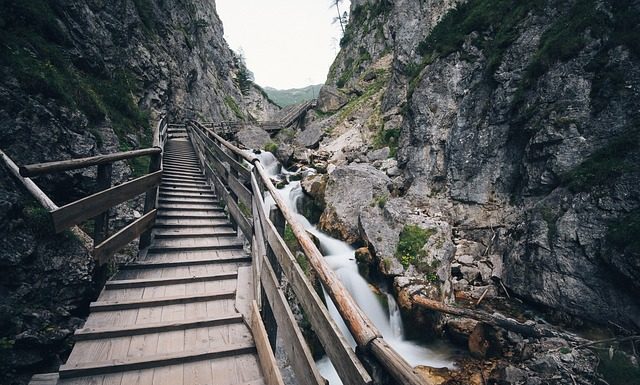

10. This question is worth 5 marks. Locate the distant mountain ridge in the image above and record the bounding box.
[264,84,323,107]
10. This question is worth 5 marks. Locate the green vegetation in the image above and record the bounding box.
[341,0,392,48]
[371,194,388,209]
[395,225,436,269]
[337,70,389,124]
[238,201,252,219]
[539,206,559,242]
[595,348,640,385]
[561,132,638,192]
[336,48,371,88]
[224,96,244,120]
[22,201,51,236]
[132,0,155,32]
[264,85,322,107]
[0,0,151,174]
[263,141,279,153]
[607,208,640,258]
[373,127,400,157]
[414,0,543,88]
[284,224,312,276]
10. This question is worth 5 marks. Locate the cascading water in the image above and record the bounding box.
[254,152,455,383]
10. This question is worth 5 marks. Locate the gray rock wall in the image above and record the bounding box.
[322,0,640,328]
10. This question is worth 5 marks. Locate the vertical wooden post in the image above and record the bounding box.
[139,152,162,249]
[93,163,112,246]
[268,207,285,281]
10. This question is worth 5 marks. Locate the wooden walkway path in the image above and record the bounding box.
[31,129,266,385]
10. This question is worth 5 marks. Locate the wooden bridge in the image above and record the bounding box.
[2,117,428,385]
[202,100,315,135]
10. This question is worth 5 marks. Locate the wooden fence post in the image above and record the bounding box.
[139,152,161,249]
[93,163,112,245]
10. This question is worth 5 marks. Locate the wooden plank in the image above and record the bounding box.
[235,266,254,320]
[51,170,162,233]
[90,290,236,312]
[0,149,58,211]
[194,122,257,164]
[260,256,325,385]
[254,163,380,347]
[93,163,112,244]
[119,256,250,270]
[105,272,237,289]
[28,373,59,385]
[59,341,256,379]
[229,175,252,211]
[250,301,285,385]
[74,314,243,341]
[19,148,162,177]
[227,197,252,239]
[93,210,157,264]
[257,208,372,385]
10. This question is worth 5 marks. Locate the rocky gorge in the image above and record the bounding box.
[247,0,640,383]
[0,1,277,383]
[1,0,639,384]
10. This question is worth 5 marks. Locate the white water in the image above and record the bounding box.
[255,152,455,383]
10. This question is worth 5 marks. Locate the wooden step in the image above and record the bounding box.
[162,174,207,181]
[73,313,243,341]
[120,256,251,269]
[148,243,244,254]
[161,182,210,190]
[159,190,216,198]
[158,197,219,204]
[104,271,238,289]
[161,169,204,177]
[58,341,256,378]
[159,186,213,194]
[154,218,231,227]
[90,290,236,312]
[163,165,202,173]
[153,228,237,238]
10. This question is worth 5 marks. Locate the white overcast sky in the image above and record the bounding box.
[216,0,351,90]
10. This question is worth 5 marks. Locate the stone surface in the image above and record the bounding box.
[318,164,391,243]
[316,85,348,113]
[236,126,272,150]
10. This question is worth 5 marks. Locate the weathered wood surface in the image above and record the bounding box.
[250,301,285,385]
[30,135,266,385]
[260,256,326,385]
[19,147,162,177]
[257,203,372,385]
[93,210,157,264]
[51,170,162,233]
[0,149,58,211]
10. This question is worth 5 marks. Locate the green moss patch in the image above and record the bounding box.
[395,225,436,269]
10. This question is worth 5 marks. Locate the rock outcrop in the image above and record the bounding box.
[313,0,640,330]
[0,1,275,383]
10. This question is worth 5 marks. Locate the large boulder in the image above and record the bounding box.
[236,126,272,150]
[295,123,325,149]
[318,164,391,244]
[316,85,348,113]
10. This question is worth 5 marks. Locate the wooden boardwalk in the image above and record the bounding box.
[31,130,266,385]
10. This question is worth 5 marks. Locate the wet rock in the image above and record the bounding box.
[236,126,272,150]
[468,323,503,359]
[367,147,390,162]
[446,318,478,346]
[316,85,348,113]
[300,174,328,204]
[318,164,391,243]
[295,123,325,149]
[415,366,451,385]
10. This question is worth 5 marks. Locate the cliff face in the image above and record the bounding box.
[0,1,273,382]
[315,0,640,328]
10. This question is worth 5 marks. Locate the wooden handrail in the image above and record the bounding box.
[188,120,427,385]
[19,147,162,177]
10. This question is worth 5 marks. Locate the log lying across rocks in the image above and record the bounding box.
[411,295,561,339]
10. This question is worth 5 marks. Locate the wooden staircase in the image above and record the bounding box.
[31,132,266,385]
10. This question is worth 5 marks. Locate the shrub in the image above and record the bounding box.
[395,225,436,269]
[263,141,279,153]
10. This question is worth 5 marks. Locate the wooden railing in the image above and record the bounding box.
[186,120,427,385]
[0,116,169,265]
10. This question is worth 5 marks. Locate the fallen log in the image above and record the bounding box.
[412,295,557,339]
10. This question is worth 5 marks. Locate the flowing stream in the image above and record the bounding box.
[255,152,455,384]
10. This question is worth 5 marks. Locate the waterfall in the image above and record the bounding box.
[254,152,455,383]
